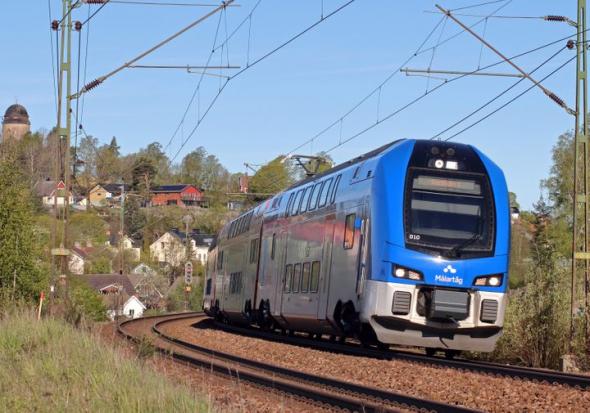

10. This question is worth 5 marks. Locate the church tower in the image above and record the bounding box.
[2,104,31,142]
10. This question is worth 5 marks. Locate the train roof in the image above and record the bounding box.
[285,139,403,192]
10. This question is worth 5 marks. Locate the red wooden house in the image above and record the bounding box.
[150,185,205,207]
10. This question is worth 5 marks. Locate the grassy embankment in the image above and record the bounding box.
[0,310,208,412]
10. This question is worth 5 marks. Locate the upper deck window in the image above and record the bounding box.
[318,178,333,208]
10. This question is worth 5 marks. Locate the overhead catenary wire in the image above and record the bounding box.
[82,0,111,26]
[48,0,58,116]
[431,45,568,140]
[168,0,357,164]
[72,0,233,99]
[319,32,582,156]
[162,10,225,152]
[285,0,511,157]
[444,54,576,142]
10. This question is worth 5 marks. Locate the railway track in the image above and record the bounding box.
[209,319,590,389]
[119,313,478,413]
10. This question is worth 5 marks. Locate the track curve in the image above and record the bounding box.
[119,313,480,413]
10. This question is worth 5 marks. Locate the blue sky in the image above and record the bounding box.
[0,1,578,209]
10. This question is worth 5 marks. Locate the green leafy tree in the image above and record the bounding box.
[68,212,109,245]
[131,156,157,200]
[249,156,295,199]
[494,198,568,368]
[0,147,46,299]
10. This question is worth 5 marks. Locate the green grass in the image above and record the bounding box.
[0,310,208,412]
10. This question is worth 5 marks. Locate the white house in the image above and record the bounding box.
[122,296,146,319]
[150,229,215,267]
[34,180,74,208]
[68,247,87,275]
[107,234,141,262]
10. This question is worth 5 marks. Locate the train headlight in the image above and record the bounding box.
[434,159,444,169]
[474,274,503,287]
[392,264,423,281]
[445,161,458,170]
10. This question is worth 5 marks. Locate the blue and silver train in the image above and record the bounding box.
[203,139,510,354]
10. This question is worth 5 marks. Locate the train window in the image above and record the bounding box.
[366,170,372,178]
[217,251,224,270]
[290,189,303,216]
[344,214,356,249]
[206,278,212,295]
[353,167,361,179]
[310,261,321,292]
[284,264,293,293]
[285,193,294,217]
[308,182,323,211]
[271,234,276,260]
[250,238,260,264]
[300,187,312,214]
[292,263,302,293]
[330,174,342,205]
[318,178,334,208]
[301,262,311,293]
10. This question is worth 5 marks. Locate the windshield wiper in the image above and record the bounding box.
[444,233,481,258]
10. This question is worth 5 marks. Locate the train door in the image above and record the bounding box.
[327,206,366,322]
[317,214,336,320]
[271,229,288,317]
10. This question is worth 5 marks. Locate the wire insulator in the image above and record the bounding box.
[547,92,566,108]
[84,0,108,4]
[545,15,568,22]
[75,21,82,31]
[567,40,576,50]
[82,78,103,93]
[51,20,59,31]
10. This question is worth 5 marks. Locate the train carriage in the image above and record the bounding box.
[203,139,510,353]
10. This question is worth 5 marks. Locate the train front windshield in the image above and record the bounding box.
[404,171,494,258]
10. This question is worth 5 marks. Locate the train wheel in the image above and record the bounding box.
[445,350,460,359]
[425,348,437,357]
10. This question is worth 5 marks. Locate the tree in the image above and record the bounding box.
[137,142,173,184]
[494,197,568,368]
[77,134,98,189]
[0,146,46,300]
[249,156,295,199]
[131,156,156,199]
[542,131,574,219]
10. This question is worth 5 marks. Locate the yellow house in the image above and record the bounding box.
[89,185,108,206]
[89,184,129,207]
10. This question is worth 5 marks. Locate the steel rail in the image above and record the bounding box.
[208,318,590,389]
[118,313,477,413]
[152,315,478,413]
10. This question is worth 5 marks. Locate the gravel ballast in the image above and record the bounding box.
[158,317,590,412]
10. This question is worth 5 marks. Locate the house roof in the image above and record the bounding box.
[71,246,95,259]
[124,295,146,310]
[101,183,131,194]
[152,184,197,193]
[80,274,135,295]
[168,228,215,247]
[34,180,66,197]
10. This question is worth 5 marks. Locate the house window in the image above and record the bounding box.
[344,213,356,249]
[129,309,135,318]
[301,262,311,293]
[310,261,321,292]
[167,200,178,206]
[284,264,293,293]
[161,242,165,249]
